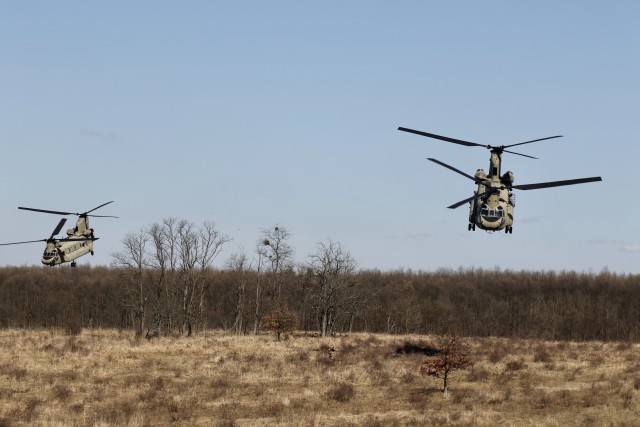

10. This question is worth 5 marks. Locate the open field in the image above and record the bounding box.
[0,329,639,426]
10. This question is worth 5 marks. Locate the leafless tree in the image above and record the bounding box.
[252,225,294,334]
[225,249,250,335]
[260,225,294,301]
[174,219,230,336]
[113,217,229,337]
[253,240,267,335]
[307,239,358,337]
[112,230,148,337]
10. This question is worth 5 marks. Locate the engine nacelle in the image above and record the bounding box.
[475,169,487,181]
[501,171,515,185]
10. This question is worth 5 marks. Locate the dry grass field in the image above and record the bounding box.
[0,329,639,426]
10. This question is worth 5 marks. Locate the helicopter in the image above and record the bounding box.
[0,201,117,267]
[398,127,602,233]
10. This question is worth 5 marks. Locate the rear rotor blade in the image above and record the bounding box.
[448,189,498,209]
[19,201,118,218]
[398,127,485,148]
[504,135,563,149]
[513,176,602,190]
[427,158,477,182]
[502,150,538,159]
[85,201,114,215]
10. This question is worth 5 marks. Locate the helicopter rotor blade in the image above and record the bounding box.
[58,237,99,242]
[0,239,47,246]
[502,149,538,159]
[85,201,114,215]
[447,189,498,209]
[18,206,75,216]
[398,127,485,148]
[513,176,602,191]
[19,201,118,218]
[0,236,99,246]
[504,135,563,149]
[427,158,477,182]
[80,201,118,217]
[50,218,67,238]
[399,127,564,158]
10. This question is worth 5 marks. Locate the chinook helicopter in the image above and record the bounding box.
[398,127,602,233]
[0,201,117,266]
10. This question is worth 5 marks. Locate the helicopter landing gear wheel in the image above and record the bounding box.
[505,226,513,234]
[91,251,94,256]
[71,261,77,268]
[468,223,476,231]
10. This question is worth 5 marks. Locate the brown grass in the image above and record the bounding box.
[0,330,639,426]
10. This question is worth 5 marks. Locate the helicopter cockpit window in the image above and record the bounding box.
[480,207,504,218]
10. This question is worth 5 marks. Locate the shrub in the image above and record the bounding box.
[421,335,474,393]
[262,307,298,341]
[326,382,355,403]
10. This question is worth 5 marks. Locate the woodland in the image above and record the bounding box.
[0,265,638,342]
[0,218,637,342]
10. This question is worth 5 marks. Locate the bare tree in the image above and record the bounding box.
[112,231,148,337]
[307,239,358,337]
[253,240,267,335]
[175,219,230,336]
[225,249,250,335]
[252,225,294,334]
[260,225,294,301]
[142,218,185,336]
[113,217,229,337]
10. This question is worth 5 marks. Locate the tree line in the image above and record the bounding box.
[1,266,638,341]
[0,217,639,342]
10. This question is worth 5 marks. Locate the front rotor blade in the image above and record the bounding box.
[504,135,563,149]
[513,176,602,190]
[18,207,75,216]
[51,218,67,238]
[398,127,485,148]
[448,189,497,209]
[59,237,99,242]
[427,158,477,182]
[0,239,46,246]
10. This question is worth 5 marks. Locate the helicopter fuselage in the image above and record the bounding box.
[42,239,94,266]
[41,216,96,266]
[468,151,515,233]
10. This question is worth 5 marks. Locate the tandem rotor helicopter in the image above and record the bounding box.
[398,127,602,233]
[0,201,117,267]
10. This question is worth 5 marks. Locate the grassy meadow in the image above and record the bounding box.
[0,329,639,426]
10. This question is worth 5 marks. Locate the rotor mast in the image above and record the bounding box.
[489,149,501,178]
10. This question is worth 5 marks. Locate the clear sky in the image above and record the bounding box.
[1,2,639,273]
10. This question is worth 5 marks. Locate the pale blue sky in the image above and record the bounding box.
[1,2,639,272]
